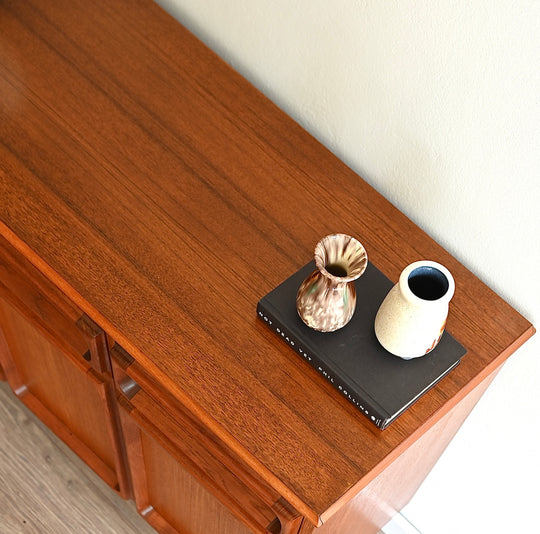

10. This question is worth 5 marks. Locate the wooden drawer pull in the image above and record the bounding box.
[118,375,141,400]
[110,344,135,370]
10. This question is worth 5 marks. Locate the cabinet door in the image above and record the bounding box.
[0,239,129,496]
[111,347,304,534]
[120,406,256,534]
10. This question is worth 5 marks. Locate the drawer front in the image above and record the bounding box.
[111,345,304,534]
[0,236,97,368]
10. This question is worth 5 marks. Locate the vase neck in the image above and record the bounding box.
[398,261,455,306]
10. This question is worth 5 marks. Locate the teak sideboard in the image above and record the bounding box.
[0,1,534,533]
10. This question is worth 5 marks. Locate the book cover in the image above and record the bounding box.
[257,261,466,429]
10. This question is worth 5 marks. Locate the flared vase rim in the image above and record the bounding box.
[314,233,368,283]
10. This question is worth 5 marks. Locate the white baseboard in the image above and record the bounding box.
[381,513,421,534]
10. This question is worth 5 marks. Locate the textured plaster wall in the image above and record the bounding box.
[155,1,539,532]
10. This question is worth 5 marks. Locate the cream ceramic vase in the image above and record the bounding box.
[296,234,367,332]
[374,260,455,359]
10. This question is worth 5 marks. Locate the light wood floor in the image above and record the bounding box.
[0,380,155,534]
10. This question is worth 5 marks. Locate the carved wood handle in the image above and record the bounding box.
[117,375,141,400]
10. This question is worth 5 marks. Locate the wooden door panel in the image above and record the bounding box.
[118,394,296,534]
[119,399,269,534]
[141,430,255,534]
[0,294,119,489]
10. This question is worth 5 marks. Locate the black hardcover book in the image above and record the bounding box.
[257,261,466,429]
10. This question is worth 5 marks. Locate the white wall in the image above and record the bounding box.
[155,1,539,532]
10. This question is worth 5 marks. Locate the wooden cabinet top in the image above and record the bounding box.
[0,0,534,525]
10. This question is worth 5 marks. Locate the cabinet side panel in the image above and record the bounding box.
[140,431,255,534]
[313,369,499,533]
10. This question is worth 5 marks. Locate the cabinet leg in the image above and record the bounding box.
[297,520,315,534]
[0,313,21,388]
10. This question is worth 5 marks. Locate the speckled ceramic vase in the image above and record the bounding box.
[296,234,368,332]
[374,260,455,359]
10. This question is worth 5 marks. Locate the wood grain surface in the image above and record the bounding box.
[0,0,534,526]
